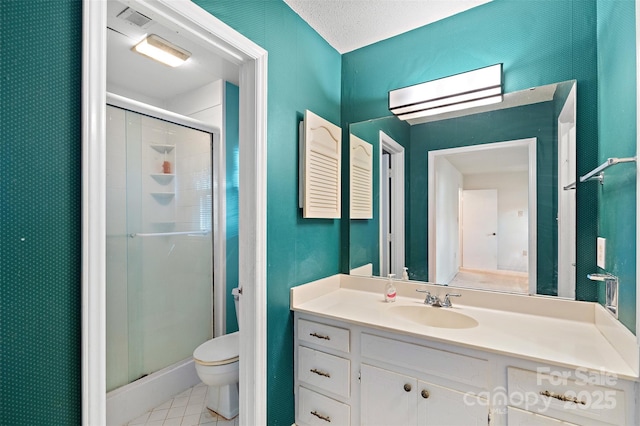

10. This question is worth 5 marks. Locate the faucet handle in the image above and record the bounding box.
[442,293,461,308]
[415,289,432,305]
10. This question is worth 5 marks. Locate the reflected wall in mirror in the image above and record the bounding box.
[349,80,577,298]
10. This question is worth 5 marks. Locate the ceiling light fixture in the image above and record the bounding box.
[133,34,191,67]
[389,63,503,120]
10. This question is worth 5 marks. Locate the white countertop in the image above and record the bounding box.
[291,274,639,380]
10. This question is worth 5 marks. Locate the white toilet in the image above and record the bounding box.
[193,288,240,419]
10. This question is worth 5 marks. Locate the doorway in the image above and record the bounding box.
[82,1,268,424]
[428,138,536,293]
[379,131,405,278]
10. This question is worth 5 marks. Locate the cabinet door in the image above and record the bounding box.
[417,381,489,426]
[361,364,417,426]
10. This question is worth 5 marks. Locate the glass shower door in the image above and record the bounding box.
[106,105,213,391]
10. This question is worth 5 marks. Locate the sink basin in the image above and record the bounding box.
[389,305,479,329]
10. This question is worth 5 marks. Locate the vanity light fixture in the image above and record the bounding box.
[389,63,503,120]
[133,34,191,67]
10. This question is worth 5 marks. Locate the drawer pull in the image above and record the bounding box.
[539,390,586,405]
[310,368,331,378]
[404,383,412,392]
[310,332,331,340]
[311,410,331,422]
[421,389,430,399]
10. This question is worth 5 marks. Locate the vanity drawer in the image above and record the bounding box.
[298,346,350,397]
[298,318,350,353]
[361,333,488,389]
[298,386,350,425]
[508,407,579,425]
[507,367,625,425]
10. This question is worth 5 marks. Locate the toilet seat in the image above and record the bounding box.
[193,331,239,366]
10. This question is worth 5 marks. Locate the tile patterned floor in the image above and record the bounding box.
[126,383,239,426]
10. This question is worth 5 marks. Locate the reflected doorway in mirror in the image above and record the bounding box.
[379,131,405,278]
[428,138,537,294]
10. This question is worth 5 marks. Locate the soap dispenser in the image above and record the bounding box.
[402,267,409,281]
[385,274,397,302]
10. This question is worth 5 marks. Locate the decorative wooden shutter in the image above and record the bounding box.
[301,110,342,218]
[350,134,373,219]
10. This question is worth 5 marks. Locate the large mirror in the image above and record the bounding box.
[349,80,577,298]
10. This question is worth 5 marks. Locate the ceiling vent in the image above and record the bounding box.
[117,7,153,29]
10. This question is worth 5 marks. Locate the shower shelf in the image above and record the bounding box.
[150,192,175,200]
[150,144,175,154]
[151,173,175,184]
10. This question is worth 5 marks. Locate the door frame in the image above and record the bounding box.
[82,1,268,424]
[379,131,405,278]
[428,138,537,292]
[557,83,577,299]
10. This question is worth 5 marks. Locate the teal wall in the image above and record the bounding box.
[0,1,82,424]
[225,82,240,333]
[596,0,637,332]
[341,0,600,303]
[1,0,341,424]
[349,118,410,275]
[0,0,637,424]
[194,2,342,424]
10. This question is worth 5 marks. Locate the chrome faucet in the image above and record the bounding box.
[415,289,461,307]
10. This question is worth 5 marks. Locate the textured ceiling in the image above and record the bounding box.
[283,0,493,53]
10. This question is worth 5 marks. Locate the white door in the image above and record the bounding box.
[361,364,417,426]
[462,189,498,270]
[417,381,489,425]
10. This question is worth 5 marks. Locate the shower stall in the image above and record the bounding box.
[105,103,217,408]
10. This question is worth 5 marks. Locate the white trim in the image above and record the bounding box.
[214,84,228,338]
[556,83,577,299]
[82,1,107,424]
[379,131,405,278]
[82,0,268,424]
[527,140,538,294]
[212,129,227,338]
[237,34,268,426]
[106,92,220,135]
[427,138,537,293]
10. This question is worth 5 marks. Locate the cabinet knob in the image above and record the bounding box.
[421,389,430,399]
[403,383,412,392]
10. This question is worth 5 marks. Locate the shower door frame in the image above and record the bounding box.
[106,97,223,389]
[82,1,268,424]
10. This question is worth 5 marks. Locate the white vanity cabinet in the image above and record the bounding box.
[506,407,579,425]
[360,364,488,425]
[294,313,491,425]
[505,367,627,425]
[360,332,490,425]
[295,318,352,425]
[293,311,637,426]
